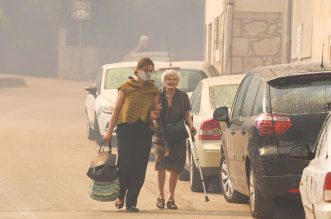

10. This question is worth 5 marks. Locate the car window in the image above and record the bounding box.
[232,74,253,118]
[270,78,331,114]
[95,68,103,94]
[154,69,207,92]
[252,81,265,115]
[190,82,202,114]
[315,116,331,158]
[209,84,239,110]
[104,67,135,89]
[241,75,261,117]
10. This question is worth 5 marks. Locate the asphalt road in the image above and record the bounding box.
[0,75,304,219]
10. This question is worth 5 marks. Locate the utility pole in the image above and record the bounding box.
[71,0,91,80]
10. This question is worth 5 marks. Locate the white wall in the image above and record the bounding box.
[205,0,224,63]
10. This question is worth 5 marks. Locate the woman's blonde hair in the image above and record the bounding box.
[161,69,180,83]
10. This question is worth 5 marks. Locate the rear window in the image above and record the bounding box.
[270,76,331,114]
[154,69,207,92]
[209,84,239,109]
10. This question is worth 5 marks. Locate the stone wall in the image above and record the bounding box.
[230,11,283,74]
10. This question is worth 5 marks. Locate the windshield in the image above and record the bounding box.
[104,67,207,92]
[104,67,135,89]
[270,77,331,114]
[154,69,207,92]
[209,84,239,109]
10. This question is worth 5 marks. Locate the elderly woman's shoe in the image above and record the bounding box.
[156,197,165,209]
[115,199,124,209]
[166,200,178,209]
[126,206,139,212]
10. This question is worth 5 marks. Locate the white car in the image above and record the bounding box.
[289,113,331,219]
[184,74,245,192]
[85,61,220,145]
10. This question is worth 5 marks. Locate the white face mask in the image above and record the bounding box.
[139,70,149,81]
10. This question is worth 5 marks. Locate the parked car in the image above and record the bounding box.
[85,61,220,145]
[213,62,331,218]
[289,112,331,219]
[182,74,245,192]
[122,51,175,62]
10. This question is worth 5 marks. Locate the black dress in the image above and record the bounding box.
[152,88,191,173]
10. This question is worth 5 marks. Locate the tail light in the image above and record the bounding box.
[255,113,292,136]
[199,118,221,140]
[324,172,331,202]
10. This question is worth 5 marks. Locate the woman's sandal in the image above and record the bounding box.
[115,199,124,209]
[156,197,165,209]
[166,200,178,209]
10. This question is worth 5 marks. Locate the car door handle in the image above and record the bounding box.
[241,129,246,135]
[231,130,235,135]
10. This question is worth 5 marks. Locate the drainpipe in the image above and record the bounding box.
[285,0,292,63]
[223,0,234,75]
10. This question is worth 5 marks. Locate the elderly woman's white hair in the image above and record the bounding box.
[161,69,180,83]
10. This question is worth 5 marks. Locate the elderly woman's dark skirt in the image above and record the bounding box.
[153,134,187,174]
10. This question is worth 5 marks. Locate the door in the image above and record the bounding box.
[92,68,103,125]
[236,75,262,187]
[225,74,252,185]
[187,82,202,168]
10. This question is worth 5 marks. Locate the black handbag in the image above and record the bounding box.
[165,119,189,143]
[87,143,118,182]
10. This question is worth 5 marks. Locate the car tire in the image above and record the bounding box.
[87,122,95,140]
[85,109,95,140]
[219,153,247,203]
[249,168,274,218]
[94,114,103,146]
[190,154,208,192]
[178,169,190,181]
[179,140,191,181]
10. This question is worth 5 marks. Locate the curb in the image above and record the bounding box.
[0,77,27,89]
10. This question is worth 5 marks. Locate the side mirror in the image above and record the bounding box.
[213,107,230,126]
[85,86,97,97]
[289,144,314,160]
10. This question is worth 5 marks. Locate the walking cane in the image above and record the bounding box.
[188,129,209,202]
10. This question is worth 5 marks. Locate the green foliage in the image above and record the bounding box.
[0,8,9,30]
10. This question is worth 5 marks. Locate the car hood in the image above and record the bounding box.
[102,89,118,104]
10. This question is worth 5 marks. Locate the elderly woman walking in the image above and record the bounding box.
[153,69,196,209]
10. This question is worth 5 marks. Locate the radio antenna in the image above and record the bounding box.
[321,44,325,68]
[168,48,172,66]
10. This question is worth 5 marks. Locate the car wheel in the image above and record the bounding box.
[190,154,208,192]
[94,114,103,146]
[249,168,274,218]
[219,153,247,203]
[87,122,95,140]
[179,140,190,181]
[85,109,95,140]
[178,169,190,181]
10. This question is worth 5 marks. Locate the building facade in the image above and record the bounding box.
[205,0,291,75]
[291,0,331,62]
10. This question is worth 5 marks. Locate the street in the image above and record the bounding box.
[0,75,304,219]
